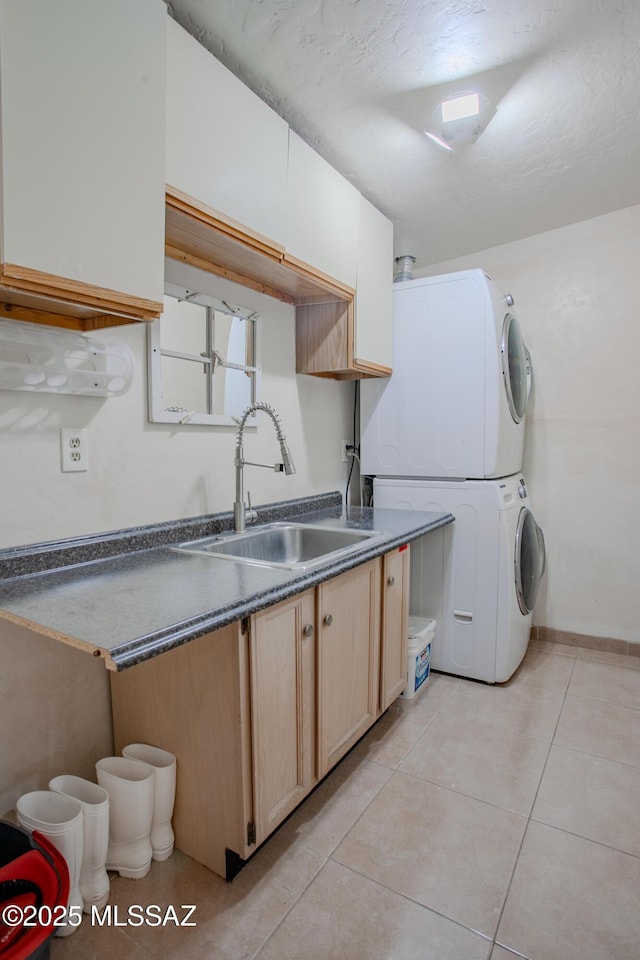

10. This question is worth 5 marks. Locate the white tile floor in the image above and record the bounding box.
[51,640,640,960]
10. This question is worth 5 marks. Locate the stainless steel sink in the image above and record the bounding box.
[173,522,385,570]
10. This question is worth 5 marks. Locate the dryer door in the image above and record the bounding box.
[515,507,546,614]
[501,313,529,423]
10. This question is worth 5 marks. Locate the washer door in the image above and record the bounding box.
[501,313,529,423]
[515,507,546,614]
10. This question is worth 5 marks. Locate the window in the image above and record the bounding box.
[148,284,261,425]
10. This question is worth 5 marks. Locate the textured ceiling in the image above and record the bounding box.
[167,0,640,270]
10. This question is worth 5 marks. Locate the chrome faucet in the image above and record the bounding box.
[233,402,295,532]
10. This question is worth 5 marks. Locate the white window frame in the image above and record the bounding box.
[147,282,261,426]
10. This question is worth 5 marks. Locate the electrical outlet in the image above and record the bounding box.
[60,428,89,472]
[341,439,349,463]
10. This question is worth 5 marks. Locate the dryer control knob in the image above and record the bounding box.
[505,293,514,306]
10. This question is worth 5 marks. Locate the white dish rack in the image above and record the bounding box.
[0,318,133,397]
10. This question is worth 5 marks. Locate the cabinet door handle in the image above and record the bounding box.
[303,624,314,638]
[323,614,333,627]
[387,575,395,586]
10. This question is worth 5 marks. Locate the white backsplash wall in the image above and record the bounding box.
[0,264,354,813]
[417,203,640,647]
[0,265,355,548]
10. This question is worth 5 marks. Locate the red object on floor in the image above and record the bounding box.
[0,823,70,960]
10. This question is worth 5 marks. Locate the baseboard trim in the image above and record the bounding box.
[532,625,640,659]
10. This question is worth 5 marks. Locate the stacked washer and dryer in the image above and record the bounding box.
[361,269,546,683]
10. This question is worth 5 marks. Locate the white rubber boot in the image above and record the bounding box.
[95,757,153,879]
[17,790,84,936]
[49,775,110,911]
[122,743,176,861]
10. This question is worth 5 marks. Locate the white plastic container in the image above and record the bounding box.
[401,617,436,699]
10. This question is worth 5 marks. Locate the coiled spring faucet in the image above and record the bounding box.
[234,402,295,532]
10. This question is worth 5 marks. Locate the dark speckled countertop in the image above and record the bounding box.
[0,492,453,670]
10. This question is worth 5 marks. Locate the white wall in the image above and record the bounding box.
[0,621,114,816]
[0,263,354,812]
[417,204,640,645]
[1,261,354,548]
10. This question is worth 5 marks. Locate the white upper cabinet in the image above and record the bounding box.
[0,0,166,322]
[354,195,394,372]
[285,131,360,289]
[163,19,393,378]
[166,18,289,246]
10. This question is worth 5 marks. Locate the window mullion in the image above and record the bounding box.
[206,306,214,415]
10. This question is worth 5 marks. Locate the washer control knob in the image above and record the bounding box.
[518,481,527,499]
[505,293,514,306]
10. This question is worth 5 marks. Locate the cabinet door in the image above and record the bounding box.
[317,559,381,777]
[250,590,316,843]
[285,131,360,289]
[166,18,288,246]
[0,0,166,317]
[354,195,394,374]
[380,547,410,712]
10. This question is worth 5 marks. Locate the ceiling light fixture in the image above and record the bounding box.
[441,91,480,122]
[425,90,493,151]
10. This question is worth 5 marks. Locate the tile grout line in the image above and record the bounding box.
[361,674,465,774]
[324,682,549,951]
[262,648,634,957]
[560,690,640,713]
[526,817,640,862]
[248,735,405,959]
[387,767,544,820]
[237,649,640,958]
[287,683,478,949]
[527,652,640,860]
[251,649,636,958]
[489,653,578,953]
[247,848,329,960]
[544,738,640,771]
[116,925,160,959]
[323,856,495,949]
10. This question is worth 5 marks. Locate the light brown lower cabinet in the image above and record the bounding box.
[110,549,408,881]
[316,559,381,777]
[380,547,410,711]
[249,588,316,844]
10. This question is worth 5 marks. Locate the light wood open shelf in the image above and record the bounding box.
[165,186,354,306]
